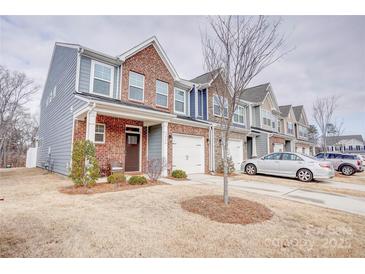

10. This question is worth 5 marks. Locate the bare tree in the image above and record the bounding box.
[202,16,287,204]
[0,66,39,167]
[312,96,339,155]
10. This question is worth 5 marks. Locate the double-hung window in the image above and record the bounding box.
[129,71,144,102]
[156,80,168,108]
[174,88,186,115]
[233,105,245,125]
[95,124,105,144]
[213,95,228,117]
[287,122,294,135]
[91,61,114,97]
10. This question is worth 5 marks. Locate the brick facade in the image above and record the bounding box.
[73,115,147,174]
[121,45,174,113]
[269,136,286,153]
[167,123,209,174]
[213,128,247,171]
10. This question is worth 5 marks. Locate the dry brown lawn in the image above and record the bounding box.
[1,168,365,257]
[232,173,365,198]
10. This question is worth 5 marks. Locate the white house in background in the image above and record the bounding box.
[326,135,365,154]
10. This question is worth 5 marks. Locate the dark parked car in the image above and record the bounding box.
[315,153,363,176]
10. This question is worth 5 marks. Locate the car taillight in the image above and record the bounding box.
[357,160,361,166]
[319,163,331,169]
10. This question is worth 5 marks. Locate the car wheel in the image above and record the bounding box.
[341,165,355,176]
[245,164,257,175]
[297,168,313,182]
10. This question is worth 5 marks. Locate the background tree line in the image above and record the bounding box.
[0,65,39,168]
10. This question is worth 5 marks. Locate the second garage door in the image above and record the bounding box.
[228,139,243,171]
[172,134,205,174]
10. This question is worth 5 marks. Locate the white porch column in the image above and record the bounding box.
[161,121,168,177]
[86,110,97,143]
[252,136,257,157]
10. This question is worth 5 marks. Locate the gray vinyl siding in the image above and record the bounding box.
[256,132,268,157]
[148,125,162,160]
[37,45,87,175]
[78,55,119,99]
[252,106,261,128]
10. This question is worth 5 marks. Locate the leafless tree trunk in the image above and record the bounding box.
[0,66,39,167]
[202,16,288,204]
[312,96,339,156]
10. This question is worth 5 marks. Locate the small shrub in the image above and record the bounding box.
[107,173,126,184]
[70,140,100,187]
[146,158,165,182]
[128,175,148,185]
[216,156,235,174]
[171,169,187,179]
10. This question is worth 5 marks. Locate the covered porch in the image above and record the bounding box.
[73,100,174,176]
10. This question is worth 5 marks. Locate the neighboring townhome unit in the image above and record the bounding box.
[37,36,212,176]
[190,69,251,172]
[325,135,365,154]
[278,105,297,152]
[292,105,314,155]
[240,83,289,157]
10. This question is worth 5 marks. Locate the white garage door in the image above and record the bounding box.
[172,134,205,174]
[228,139,243,171]
[273,143,284,152]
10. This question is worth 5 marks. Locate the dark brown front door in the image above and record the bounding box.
[125,133,140,172]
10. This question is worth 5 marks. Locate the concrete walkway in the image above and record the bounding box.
[161,174,365,216]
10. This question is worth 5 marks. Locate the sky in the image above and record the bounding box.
[1,15,364,137]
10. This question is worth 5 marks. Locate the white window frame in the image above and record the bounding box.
[233,105,245,125]
[94,123,106,144]
[213,95,228,118]
[90,60,114,98]
[128,71,145,102]
[174,88,187,115]
[287,122,294,135]
[155,80,169,108]
[198,90,204,118]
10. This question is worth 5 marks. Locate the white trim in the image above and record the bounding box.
[206,88,209,120]
[89,60,114,98]
[94,123,106,144]
[119,36,179,80]
[155,80,169,108]
[128,71,145,102]
[161,122,168,176]
[125,124,143,172]
[174,88,187,115]
[75,49,81,92]
[194,87,198,119]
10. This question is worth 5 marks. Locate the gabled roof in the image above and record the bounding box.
[190,68,222,85]
[325,135,364,146]
[279,105,292,117]
[118,36,179,80]
[239,83,271,103]
[292,105,303,121]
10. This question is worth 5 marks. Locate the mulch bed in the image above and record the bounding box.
[181,195,273,225]
[59,181,164,195]
[166,176,190,181]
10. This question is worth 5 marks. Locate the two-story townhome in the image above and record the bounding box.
[189,70,251,171]
[37,37,213,176]
[278,105,297,151]
[240,83,291,157]
[292,105,314,155]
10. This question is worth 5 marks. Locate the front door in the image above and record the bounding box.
[125,133,140,172]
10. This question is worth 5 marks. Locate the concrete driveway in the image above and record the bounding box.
[162,174,365,216]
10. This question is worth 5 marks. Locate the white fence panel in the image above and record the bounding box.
[26,147,38,168]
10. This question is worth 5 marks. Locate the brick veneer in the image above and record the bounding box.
[269,136,286,153]
[213,128,247,171]
[167,123,209,174]
[121,45,174,113]
[73,115,147,174]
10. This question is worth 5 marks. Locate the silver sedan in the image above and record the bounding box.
[242,152,335,182]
